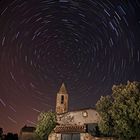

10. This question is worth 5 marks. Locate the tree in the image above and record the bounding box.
[0,128,3,140]
[35,111,56,140]
[96,81,140,140]
[13,134,18,140]
[96,95,114,136]
[5,133,14,140]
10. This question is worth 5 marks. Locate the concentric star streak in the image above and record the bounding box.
[0,0,140,133]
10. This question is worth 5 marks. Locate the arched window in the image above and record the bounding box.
[61,95,64,104]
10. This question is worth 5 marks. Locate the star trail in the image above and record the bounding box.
[0,0,140,133]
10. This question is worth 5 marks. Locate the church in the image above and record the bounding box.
[48,83,101,140]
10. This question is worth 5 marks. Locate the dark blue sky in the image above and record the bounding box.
[0,0,140,133]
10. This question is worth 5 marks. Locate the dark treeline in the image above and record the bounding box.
[0,128,18,140]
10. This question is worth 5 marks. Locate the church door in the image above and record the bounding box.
[72,133,80,140]
[61,133,80,140]
[61,134,71,140]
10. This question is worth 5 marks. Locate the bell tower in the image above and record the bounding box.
[56,83,68,114]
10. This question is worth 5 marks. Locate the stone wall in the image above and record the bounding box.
[48,132,117,140]
[91,138,117,140]
[57,109,101,125]
[80,133,117,140]
[19,132,36,140]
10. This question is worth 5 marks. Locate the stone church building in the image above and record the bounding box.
[48,83,101,140]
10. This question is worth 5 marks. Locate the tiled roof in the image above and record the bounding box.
[21,126,36,132]
[54,125,86,133]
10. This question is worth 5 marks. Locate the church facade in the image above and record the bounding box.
[48,83,101,140]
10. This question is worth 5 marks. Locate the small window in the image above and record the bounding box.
[61,95,64,104]
[82,111,88,117]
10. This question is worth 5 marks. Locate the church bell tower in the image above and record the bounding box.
[56,83,68,114]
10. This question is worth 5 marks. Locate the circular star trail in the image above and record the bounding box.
[0,0,140,133]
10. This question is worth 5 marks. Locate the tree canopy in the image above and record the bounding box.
[96,81,140,140]
[35,111,56,140]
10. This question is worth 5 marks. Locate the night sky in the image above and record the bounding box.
[0,0,140,133]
